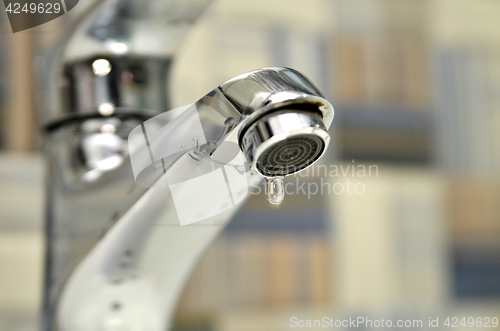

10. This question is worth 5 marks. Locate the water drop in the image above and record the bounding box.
[265,177,284,206]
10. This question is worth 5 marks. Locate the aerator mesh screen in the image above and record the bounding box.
[256,135,325,177]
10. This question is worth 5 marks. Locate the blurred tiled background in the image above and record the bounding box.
[1,0,500,330]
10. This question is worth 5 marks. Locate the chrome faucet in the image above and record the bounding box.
[39,1,334,330]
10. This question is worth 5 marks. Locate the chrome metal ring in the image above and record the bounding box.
[240,110,330,177]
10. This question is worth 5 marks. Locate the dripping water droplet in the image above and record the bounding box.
[265,177,284,206]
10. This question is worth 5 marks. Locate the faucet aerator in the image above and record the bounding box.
[240,110,330,178]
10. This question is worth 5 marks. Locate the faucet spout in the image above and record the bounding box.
[39,2,334,331]
[48,67,333,331]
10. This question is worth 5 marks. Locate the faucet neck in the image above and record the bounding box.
[41,0,212,126]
